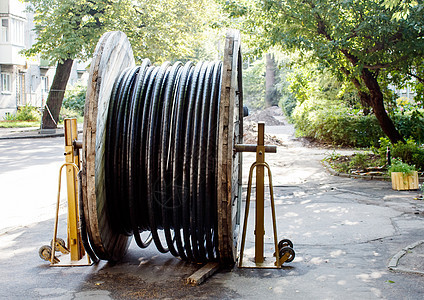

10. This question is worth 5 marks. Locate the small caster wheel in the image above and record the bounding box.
[279,246,295,263]
[51,238,69,254]
[39,245,52,261]
[51,238,66,252]
[278,239,294,250]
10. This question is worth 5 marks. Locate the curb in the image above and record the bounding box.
[322,160,391,181]
[0,129,83,140]
[0,133,65,140]
[322,160,424,183]
[388,240,424,275]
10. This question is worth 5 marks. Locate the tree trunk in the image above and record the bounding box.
[358,91,371,115]
[41,59,74,129]
[265,53,276,107]
[361,68,404,144]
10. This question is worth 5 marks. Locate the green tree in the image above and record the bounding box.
[24,0,219,128]
[124,1,222,63]
[243,57,266,110]
[24,0,126,128]
[222,0,424,144]
[265,53,278,107]
[383,0,422,19]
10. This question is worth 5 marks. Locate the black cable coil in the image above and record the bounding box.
[105,59,223,263]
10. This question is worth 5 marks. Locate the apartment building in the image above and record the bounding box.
[0,0,87,120]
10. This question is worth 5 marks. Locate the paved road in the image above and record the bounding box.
[0,137,65,232]
[1,123,424,299]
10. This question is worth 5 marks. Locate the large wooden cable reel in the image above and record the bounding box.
[81,30,243,266]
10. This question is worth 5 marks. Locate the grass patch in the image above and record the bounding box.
[324,151,386,175]
[0,121,40,128]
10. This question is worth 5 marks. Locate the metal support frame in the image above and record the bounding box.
[48,118,92,266]
[236,122,294,268]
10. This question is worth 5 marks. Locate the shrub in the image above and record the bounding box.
[3,105,41,121]
[393,112,424,144]
[292,104,384,147]
[17,105,41,121]
[292,102,424,148]
[60,107,80,121]
[374,138,424,171]
[391,140,424,171]
[3,113,16,121]
[349,152,371,170]
[279,94,297,118]
[62,85,86,116]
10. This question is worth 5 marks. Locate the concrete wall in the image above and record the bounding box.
[0,64,17,119]
[0,0,26,17]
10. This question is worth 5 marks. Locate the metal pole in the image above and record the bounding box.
[64,119,84,261]
[255,122,265,263]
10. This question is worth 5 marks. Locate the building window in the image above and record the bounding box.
[1,19,9,43]
[11,18,24,45]
[17,73,25,106]
[1,73,11,93]
[41,76,49,93]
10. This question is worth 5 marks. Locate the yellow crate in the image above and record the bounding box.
[391,171,419,190]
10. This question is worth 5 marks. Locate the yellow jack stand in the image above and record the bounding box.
[236,122,295,268]
[38,118,92,266]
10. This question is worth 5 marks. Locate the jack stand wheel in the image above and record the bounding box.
[278,239,294,250]
[274,239,294,257]
[39,245,52,261]
[51,238,70,254]
[279,246,295,264]
[39,245,59,263]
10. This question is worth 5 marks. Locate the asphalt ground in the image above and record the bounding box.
[1,122,424,299]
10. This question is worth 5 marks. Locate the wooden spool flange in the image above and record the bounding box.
[217,29,243,265]
[81,30,243,265]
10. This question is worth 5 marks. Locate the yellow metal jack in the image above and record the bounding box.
[38,118,93,266]
[236,122,295,268]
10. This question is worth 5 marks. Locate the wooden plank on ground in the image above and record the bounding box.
[186,262,220,286]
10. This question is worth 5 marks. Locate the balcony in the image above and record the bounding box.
[0,43,25,65]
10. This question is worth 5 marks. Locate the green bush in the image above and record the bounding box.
[279,94,297,118]
[393,112,424,144]
[60,107,80,121]
[3,113,16,121]
[391,140,424,171]
[62,85,86,116]
[292,103,424,148]
[292,104,384,147]
[375,138,424,171]
[3,105,41,121]
[349,152,371,170]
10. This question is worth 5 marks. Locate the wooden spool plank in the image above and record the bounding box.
[82,31,135,261]
[217,29,243,265]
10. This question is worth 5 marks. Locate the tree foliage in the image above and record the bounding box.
[383,0,423,20]
[24,0,219,64]
[222,0,424,144]
[23,0,124,62]
[23,0,221,128]
[243,58,266,110]
[127,1,221,63]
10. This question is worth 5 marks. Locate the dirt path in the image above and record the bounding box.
[242,112,355,186]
